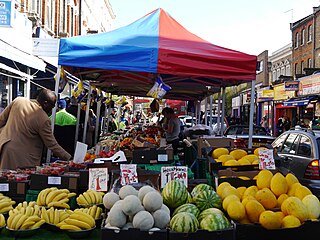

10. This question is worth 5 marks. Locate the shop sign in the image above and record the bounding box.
[232,96,240,107]
[161,166,188,188]
[273,84,295,101]
[299,74,320,96]
[284,81,299,91]
[258,89,274,99]
[0,0,13,27]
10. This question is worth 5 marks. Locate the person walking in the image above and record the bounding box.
[162,107,181,155]
[0,89,72,169]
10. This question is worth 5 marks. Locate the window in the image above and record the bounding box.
[273,71,276,81]
[281,134,298,154]
[272,134,288,152]
[308,25,312,42]
[301,29,305,45]
[295,63,298,75]
[286,65,290,76]
[308,58,312,68]
[295,32,299,48]
[277,69,280,79]
[301,61,304,74]
[281,67,285,76]
[298,135,312,157]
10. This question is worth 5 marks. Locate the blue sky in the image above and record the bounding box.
[109,0,320,56]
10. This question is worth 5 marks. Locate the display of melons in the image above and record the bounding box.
[212,147,267,166]
[36,187,76,208]
[0,193,15,213]
[217,170,320,229]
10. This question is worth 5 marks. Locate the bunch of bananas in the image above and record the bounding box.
[9,201,41,217]
[76,190,104,206]
[0,193,15,213]
[6,212,45,230]
[74,205,103,220]
[57,210,95,231]
[36,187,76,208]
[41,207,71,225]
[0,213,5,227]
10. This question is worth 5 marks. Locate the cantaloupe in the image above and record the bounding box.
[108,208,127,228]
[302,194,320,219]
[122,222,133,230]
[281,197,309,222]
[143,191,163,212]
[121,195,142,216]
[133,210,154,230]
[103,192,120,209]
[160,204,171,215]
[138,185,156,202]
[119,185,138,199]
[153,209,171,229]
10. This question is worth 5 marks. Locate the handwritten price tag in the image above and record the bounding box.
[0,183,9,192]
[48,176,61,185]
[259,149,276,170]
[161,166,188,188]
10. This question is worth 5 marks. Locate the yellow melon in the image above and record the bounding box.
[287,182,302,196]
[245,199,265,223]
[238,216,251,224]
[277,194,289,208]
[216,182,231,196]
[242,195,256,207]
[255,188,277,209]
[229,149,247,160]
[256,169,274,189]
[270,172,288,197]
[254,147,267,156]
[238,176,251,180]
[237,186,247,200]
[281,215,301,228]
[241,154,259,163]
[252,174,258,179]
[238,158,251,166]
[259,210,282,229]
[285,173,299,187]
[221,185,241,200]
[294,186,312,200]
[281,196,309,222]
[275,211,285,222]
[227,201,246,221]
[243,185,258,198]
[252,159,259,165]
[218,154,235,164]
[223,194,240,211]
[224,160,239,166]
[302,194,320,219]
[212,148,229,159]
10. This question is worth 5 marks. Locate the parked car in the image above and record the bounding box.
[203,116,228,135]
[223,125,275,148]
[272,126,320,197]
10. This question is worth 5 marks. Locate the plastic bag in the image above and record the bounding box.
[147,76,171,99]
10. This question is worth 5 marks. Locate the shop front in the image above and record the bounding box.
[257,88,274,133]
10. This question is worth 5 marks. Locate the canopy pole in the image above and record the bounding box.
[74,103,80,150]
[204,97,208,125]
[217,90,221,135]
[248,80,256,148]
[195,102,198,125]
[221,86,226,134]
[94,100,101,145]
[46,65,61,163]
[83,85,92,144]
[209,95,213,129]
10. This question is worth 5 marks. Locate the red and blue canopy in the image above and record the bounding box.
[58,8,257,100]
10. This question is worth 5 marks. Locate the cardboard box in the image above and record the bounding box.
[132,148,157,164]
[168,228,235,240]
[29,174,79,192]
[197,136,234,157]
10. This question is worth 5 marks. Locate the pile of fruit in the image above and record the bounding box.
[217,170,320,229]
[0,193,15,213]
[212,147,267,166]
[0,213,5,228]
[55,210,96,231]
[76,189,104,206]
[36,187,76,209]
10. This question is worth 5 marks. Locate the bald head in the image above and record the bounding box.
[37,89,57,114]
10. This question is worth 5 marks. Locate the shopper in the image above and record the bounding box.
[0,89,72,169]
[162,107,181,155]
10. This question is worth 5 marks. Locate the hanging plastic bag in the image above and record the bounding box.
[147,75,171,99]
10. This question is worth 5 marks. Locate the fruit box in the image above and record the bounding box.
[235,220,320,240]
[0,180,29,202]
[168,227,235,240]
[101,227,168,240]
[29,173,78,193]
[213,168,260,188]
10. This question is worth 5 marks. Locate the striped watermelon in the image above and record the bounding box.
[191,184,214,197]
[172,203,200,218]
[193,190,222,211]
[200,213,231,231]
[170,212,199,233]
[187,192,193,203]
[162,180,188,209]
[198,208,225,222]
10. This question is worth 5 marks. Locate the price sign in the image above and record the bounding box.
[0,183,9,192]
[48,176,62,185]
[158,154,168,162]
[120,164,138,185]
[259,149,276,170]
[161,166,188,188]
[88,167,108,192]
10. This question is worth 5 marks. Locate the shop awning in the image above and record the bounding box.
[283,96,317,107]
[0,40,46,72]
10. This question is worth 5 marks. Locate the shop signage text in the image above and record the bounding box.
[284,81,299,91]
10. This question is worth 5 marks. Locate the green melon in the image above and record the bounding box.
[162,180,188,209]
[200,213,231,231]
[172,203,200,218]
[198,208,224,222]
[170,212,199,233]
[193,190,222,211]
[191,183,214,197]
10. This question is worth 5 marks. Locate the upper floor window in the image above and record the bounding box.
[273,70,276,81]
[295,63,298,75]
[308,58,312,68]
[281,67,285,76]
[301,61,304,73]
[301,29,305,45]
[295,32,299,48]
[308,25,312,42]
[285,65,291,76]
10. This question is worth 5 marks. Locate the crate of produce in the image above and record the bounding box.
[0,180,29,203]
[101,227,168,240]
[168,228,235,240]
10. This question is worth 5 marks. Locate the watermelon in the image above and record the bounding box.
[191,183,214,197]
[172,203,200,218]
[198,208,225,222]
[193,190,222,211]
[187,192,193,203]
[200,213,231,231]
[170,212,199,233]
[162,180,188,209]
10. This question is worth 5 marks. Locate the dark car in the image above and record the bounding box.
[272,126,320,197]
[223,125,275,148]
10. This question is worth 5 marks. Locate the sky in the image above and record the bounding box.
[109,0,320,56]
